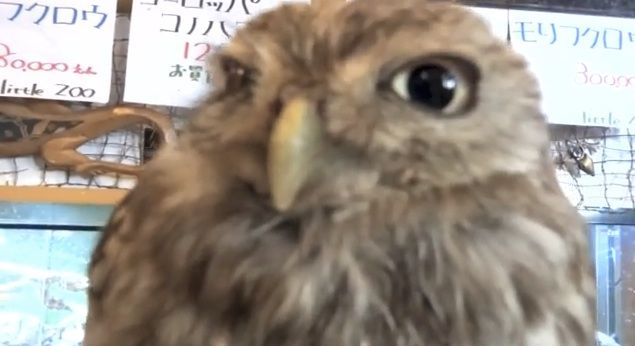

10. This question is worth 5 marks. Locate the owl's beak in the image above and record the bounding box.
[268,97,325,211]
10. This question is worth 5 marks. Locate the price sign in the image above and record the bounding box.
[509,10,635,128]
[124,0,308,108]
[0,0,118,103]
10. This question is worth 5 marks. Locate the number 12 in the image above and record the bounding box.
[183,42,213,62]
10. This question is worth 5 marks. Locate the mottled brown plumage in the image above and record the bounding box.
[83,1,596,345]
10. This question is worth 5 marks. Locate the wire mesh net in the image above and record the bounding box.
[551,125,635,212]
[0,15,188,189]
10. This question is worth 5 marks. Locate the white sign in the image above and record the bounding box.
[467,6,509,42]
[0,0,118,103]
[509,10,635,128]
[124,0,308,108]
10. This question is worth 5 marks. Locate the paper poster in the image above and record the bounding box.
[0,0,118,103]
[124,0,308,108]
[509,10,635,128]
[467,6,509,41]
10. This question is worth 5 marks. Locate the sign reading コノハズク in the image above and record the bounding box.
[0,0,118,103]
[123,0,309,108]
[509,9,635,128]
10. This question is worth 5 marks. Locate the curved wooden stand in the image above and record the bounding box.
[0,99,176,177]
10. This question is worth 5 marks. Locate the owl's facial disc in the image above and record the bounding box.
[268,97,326,211]
[265,58,481,211]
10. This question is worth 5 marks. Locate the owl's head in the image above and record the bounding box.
[187,0,549,212]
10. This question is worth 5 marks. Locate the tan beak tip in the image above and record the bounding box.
[271,196,293,212]
[267,97,323,212]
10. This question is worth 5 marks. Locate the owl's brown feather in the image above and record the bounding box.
[84,1,595,345]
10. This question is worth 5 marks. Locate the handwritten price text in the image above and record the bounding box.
[0,43,97,75]
[183,41,216,61]
[575,62,635,89]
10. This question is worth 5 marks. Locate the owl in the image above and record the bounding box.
[83,0,596,345]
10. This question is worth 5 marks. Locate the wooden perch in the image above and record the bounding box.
[0,99,177,177]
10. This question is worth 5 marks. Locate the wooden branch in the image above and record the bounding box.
[0,99,177,177]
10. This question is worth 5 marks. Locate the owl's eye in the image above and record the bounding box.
[390,59,476,115]
[221,57,253,91]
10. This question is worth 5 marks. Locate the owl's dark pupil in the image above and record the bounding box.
[408,65,456,109]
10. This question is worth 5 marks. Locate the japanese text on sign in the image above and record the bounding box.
[509,10,635,128]
[138,0,304,36]
[124,0,307,107]
[141,0,264,15]
[511,13,635,51]
[0,2,109,28]
[0,0,118,103]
